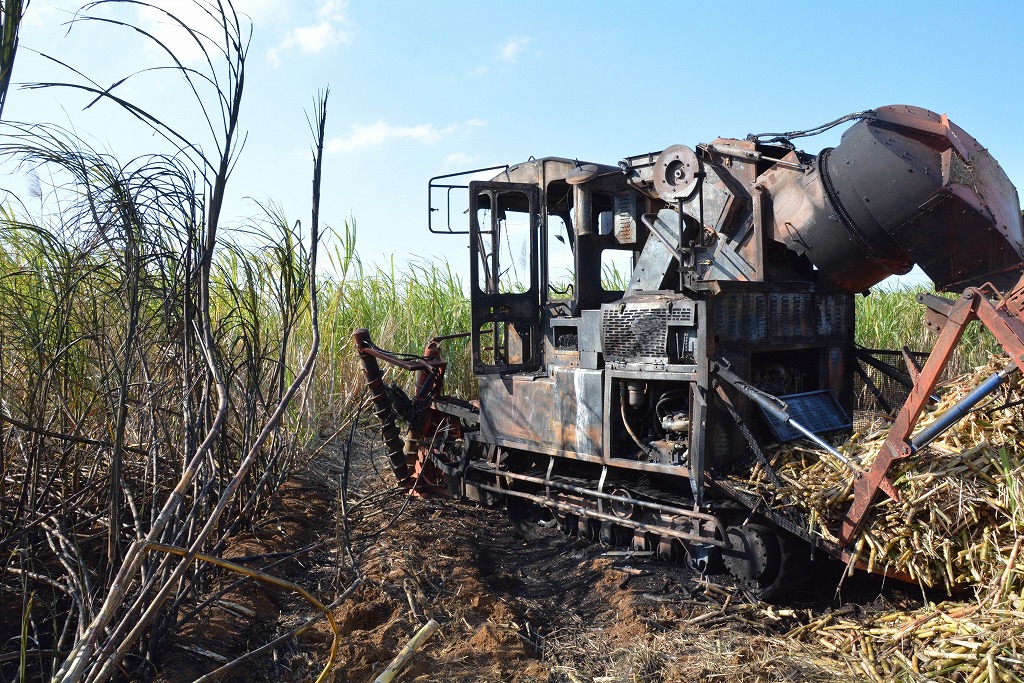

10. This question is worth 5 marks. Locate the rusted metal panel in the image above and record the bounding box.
[478,367,603,458]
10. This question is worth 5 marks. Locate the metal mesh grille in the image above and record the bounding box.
[851,349,962,430]
[715,292,851,343]
[714,293,767,342]
[769,293,809,339]
[603,305,693,361]
[762,390,851,442]
[855,352,911,413]
[815,295,849,336]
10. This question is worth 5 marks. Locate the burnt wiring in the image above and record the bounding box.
[989,391,1024,413]
[383,422,453,532]
[652,389,689,438]
[747,110,875,146]
[548,281,574,297]
[387,383,417,423]
[353,438,431,543]
[361,337,446,426]
[340,391,443,548]
[502,216,522,287]
[387,374,444,427]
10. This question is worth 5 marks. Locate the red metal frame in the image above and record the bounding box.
[839,277,1024,546]
[353,329,461,495]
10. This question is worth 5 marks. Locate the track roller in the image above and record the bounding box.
[656,538,682,563]
[599,521,617,547]
[578,517,599,541]
[557,512,578,537]
[631,530,654,552]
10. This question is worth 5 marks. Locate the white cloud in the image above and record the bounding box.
[21,0,74,28]
[472,37,535,75]
[329,121,443,151]
[500,37,530,62]
[267,0,348,66]
[231,0,283,23]
[135,0,281,65]
[327,119,485,154]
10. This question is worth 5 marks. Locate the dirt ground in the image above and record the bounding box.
[156,435,926,683]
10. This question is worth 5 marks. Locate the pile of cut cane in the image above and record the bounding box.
[731,356,1024,681]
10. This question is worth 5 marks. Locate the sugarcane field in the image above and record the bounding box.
[1,2,1024,682]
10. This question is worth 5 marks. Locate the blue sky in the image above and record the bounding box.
[5,0,1024,287]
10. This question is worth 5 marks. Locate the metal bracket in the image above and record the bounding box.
[544,456,556,502]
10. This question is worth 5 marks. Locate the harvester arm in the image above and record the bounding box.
[839,278,1024,545]
[353,329,450,489]
[353,329,464,495]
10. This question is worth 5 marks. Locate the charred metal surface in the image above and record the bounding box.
[478,367,603,458]
[755,106,1024,294]
[356,105,1024,595]
[475,481,728,548]
[469,461,723,534]
[431,397,479,424]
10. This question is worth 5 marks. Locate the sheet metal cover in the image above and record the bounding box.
[760,390,851,443]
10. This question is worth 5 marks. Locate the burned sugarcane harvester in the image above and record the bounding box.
[354,105,1024,597]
